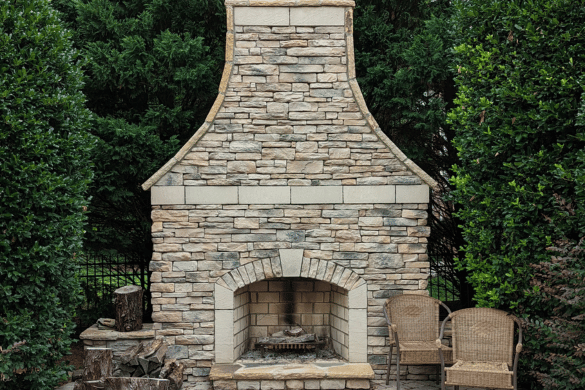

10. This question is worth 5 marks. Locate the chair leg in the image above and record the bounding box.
[386,344,393,385]
[396,358,401,390]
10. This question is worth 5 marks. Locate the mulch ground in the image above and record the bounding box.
[57,339,85,385]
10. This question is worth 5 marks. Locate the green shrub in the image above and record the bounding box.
[449,0,585,387]
[0,0,93,388]
[522,237,585,389]
[449,0,585,309]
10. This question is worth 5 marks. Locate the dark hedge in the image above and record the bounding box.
[0,0,93,388]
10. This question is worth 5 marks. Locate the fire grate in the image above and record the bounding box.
[255,336,327,357]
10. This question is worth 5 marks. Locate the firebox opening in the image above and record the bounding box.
[232,278,349,362]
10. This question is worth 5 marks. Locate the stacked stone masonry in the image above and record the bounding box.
[144,1,438,389]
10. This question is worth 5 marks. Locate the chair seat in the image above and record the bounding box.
[399,341,453,365]
[445,360,513,389]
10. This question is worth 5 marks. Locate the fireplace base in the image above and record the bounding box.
[210,362,373,390]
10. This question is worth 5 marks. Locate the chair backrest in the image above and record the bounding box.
[384,294,447,342]
[450,308,517,366]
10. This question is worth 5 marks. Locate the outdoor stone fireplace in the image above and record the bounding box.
[142,1,438,389]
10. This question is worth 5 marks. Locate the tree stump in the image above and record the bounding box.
[83,348,113,381]
[114,285,143,332]
[103,377,169,390]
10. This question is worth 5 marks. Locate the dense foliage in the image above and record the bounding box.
[53,0,225,264]
[449,0,585,386]
[0,0,93,388]
[354,0,470,302]
[523,238,585,388]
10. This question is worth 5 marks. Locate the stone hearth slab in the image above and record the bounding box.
[210,362,374,381]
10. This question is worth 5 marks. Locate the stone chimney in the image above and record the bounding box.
[142,1,437,388]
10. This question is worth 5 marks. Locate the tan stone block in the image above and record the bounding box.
[345,380,370,389]
[285,380,303,390]
[398,243,427,254]
[152,210,188,222]
[227,161,256,174]
[287,160,323,173]
[151,283,175,292]
[234,217,259,229]
[153,244,182,252]
[152,222,163,232]
[152,311,182,322]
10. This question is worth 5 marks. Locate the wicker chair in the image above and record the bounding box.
[437,308,523,390]
[384,294,453,390]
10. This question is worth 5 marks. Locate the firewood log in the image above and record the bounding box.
[119,342,145,366]
[113,285,143,332]
[83,348,112,382]
[103,377,169,390]
[85,380,105,390]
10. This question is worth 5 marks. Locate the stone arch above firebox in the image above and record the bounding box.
[214,250,368,364]
[216,249,366,293]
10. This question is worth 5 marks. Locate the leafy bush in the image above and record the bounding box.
[0,0,93,388]
[522,237,585,389]
[449,0,585,309]
[449,0,585,387]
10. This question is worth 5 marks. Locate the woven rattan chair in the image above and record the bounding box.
[384,294,453,390]
[437,308,523,390]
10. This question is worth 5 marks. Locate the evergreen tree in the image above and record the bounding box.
[0,0,93,387]
[52,0,225,270]
[354,0,470,303]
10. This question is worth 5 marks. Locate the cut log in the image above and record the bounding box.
[284,327,305,337]
[165,362,184,390]
[119,342,145,366]
[73,379,85,390]
[159,359,176,379]
[103,377,170,390]
[147,341,169,364]
[114,285,143,332]
[85,380,105,390]
[83,348,113,382]
[136,339,166,374]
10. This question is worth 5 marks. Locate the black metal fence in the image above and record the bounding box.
[76,252,150,330]
[428,249,474,312]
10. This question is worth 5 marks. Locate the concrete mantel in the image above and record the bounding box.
[151,185,429,205]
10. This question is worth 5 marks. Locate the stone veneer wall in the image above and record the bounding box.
[143,1,439,388]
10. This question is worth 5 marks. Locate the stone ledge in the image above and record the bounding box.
[80,323,155,341]
[210,363,374,381]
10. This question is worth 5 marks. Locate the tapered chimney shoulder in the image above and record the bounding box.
[143,0,436,191]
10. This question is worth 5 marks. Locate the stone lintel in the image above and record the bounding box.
[343,185,395,204]
[290,186,342,204]
[234,6,346,26]
[395,184,429,203]
[151,185,429,205]
[185,186,238,204]
[239,186,290,204]
[151,186,185,205]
